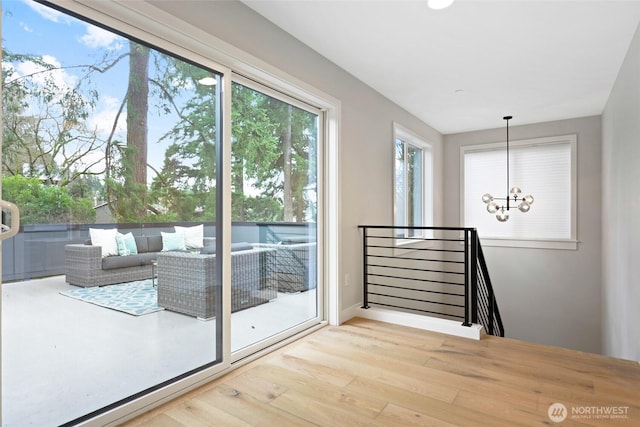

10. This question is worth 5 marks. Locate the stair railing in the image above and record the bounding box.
[476,242,505,336]
[358,225,504,337]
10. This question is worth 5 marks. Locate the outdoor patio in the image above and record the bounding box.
[1,274,317,426]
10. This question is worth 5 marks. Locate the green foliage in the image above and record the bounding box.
[232,193,283,222]
[3,22,318,226]
[232,83,317,222]
[152,78,318,223]
[68,175,105,201]
[106,142,150,222]
[148,61,217,220]
[2,47,109,185]
[105,180,148,223]
[2,175,95,224]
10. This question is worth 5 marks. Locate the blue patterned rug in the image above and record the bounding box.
[60,279,164,316]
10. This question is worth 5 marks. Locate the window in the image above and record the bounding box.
[393,123,433,238]
[462,134,577,249]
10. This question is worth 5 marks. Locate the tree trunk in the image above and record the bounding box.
[283,105,293,221]
[127,42,149,186]
[233,156,245,219]
[125,42,150,218]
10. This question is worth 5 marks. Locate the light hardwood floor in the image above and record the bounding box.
[124,318,640,426]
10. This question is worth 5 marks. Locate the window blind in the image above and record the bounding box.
[464,141,572,240]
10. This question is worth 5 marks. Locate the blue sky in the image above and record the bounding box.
[3,1,124,61]
[2,0,198,177]
[3,0,129,121]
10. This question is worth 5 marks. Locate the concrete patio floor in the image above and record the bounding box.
[1,275,317,427]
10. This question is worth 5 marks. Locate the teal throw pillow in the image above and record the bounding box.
[116,232,138,256]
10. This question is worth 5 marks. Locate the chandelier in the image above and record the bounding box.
[481,116,534,222]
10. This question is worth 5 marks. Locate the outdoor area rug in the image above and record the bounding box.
[60,279,164,316]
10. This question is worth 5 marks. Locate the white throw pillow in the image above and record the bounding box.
[89,228,119,258]
[161,231,187,252]
[174,224,204,249]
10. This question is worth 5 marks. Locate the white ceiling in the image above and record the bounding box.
[242,0,640,134]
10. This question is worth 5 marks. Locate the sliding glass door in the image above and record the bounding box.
[230,78,321,357]
[1,2,224,424]
[1,1,323,425]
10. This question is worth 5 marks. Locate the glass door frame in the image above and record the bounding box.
[229,74,326,363]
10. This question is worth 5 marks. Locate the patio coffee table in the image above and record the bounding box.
[156,248,277,320]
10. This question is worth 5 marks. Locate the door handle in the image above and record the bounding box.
[0,200,20,241]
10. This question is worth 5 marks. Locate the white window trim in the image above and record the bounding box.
[460,134,578,250]
[393,122,433,248]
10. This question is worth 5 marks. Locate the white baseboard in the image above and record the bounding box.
[341,303,484,340]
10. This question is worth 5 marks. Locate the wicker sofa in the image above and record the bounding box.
[156,247,277,319]
[65,235,214,288]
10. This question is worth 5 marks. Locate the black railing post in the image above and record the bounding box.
[488,287,495,336]
[361,226,369,309]
[462,229,470,326]
[470,228,478,324]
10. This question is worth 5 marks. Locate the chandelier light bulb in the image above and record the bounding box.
[487,202,500,214]
[497,209,509,222]
[482,193,493,204]
[518,201,531,213]
[510,186,522,195]
[523,194,534,204]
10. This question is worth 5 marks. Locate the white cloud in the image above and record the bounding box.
[20,23,34,33]
[26,1,123,50]
[80,25,124,50]
[25,0,72,24]
[9,55,80,119]
[89,95,127,135]
[16,55,78,90]
[73,149,108,175]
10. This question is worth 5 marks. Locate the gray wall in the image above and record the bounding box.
[602,24,640,361]
[444,116,602,354]
[147,0,444,313]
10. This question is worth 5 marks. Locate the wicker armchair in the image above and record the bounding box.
[156,247,277,320]
[253,242,316,293]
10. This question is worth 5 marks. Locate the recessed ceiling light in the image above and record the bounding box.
[197,77,217,86]
[428,0,455,10]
